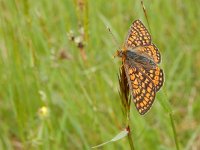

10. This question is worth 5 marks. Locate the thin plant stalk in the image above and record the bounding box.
[118,66,135,150]
[170,113,180,150]
[163,89,180,150]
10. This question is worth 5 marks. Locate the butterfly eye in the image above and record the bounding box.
[115,50,124,58]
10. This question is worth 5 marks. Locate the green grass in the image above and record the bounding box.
[0,0,200,149]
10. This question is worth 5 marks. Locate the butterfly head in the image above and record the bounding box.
[114,50,125,58]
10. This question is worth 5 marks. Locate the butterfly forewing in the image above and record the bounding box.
[124,62,156,115]
[125,20,151,49]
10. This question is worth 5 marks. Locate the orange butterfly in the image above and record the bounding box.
[116,20,164,115]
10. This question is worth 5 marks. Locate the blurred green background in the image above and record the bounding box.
[0,0,200,149]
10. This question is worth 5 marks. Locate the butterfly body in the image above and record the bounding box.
[116,19,164,115]
[124,50,156,68]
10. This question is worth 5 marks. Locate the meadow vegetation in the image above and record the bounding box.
[0,0,200,149]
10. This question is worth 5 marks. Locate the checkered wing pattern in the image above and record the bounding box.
[140,66,164,92]
[125,20,151,48]
[125,20,161,64]
[136,44,161,64]
[124,63,156,115]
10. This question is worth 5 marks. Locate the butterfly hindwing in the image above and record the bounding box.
[136,44,161,64]
[140,66,164,92]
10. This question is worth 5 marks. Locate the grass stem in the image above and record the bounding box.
[127,125,135,150]
[119,66,135,150]
[169,113,180,150]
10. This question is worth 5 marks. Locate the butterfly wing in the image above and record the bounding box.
[140,66,164,92]
[125,19,151,48]
[135,44,161,64]
[125,20,161,64]
[124,62,156,115]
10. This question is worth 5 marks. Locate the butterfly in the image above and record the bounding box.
[116,19,164,115]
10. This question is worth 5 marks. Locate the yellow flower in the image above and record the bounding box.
[38,106,49,119]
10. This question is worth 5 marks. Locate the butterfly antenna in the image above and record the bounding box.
[141,0,151,33]
[107,27,121,51]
